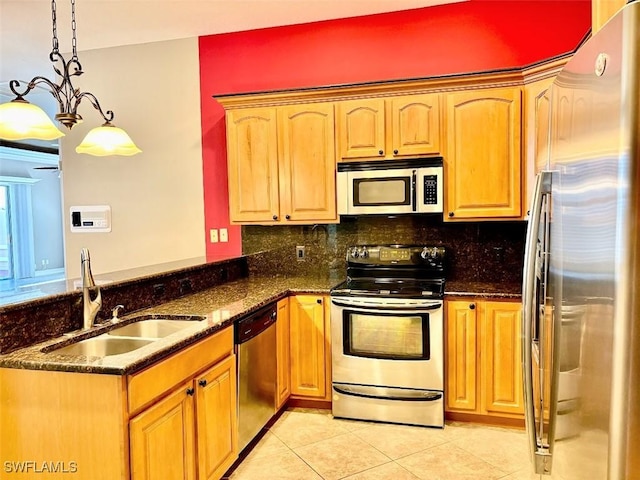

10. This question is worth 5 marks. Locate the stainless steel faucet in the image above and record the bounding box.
[81,248,102,329]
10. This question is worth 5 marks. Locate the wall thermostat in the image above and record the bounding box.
[70,205,111,233]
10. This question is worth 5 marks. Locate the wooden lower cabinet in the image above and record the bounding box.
[0,326,237,480]
[276,297,291,409]
[289,295,331,401]
[445,299,523,422]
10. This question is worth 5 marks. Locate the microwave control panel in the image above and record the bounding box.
[424,175,439,205]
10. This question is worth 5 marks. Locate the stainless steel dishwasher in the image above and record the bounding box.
[235,303,277,452]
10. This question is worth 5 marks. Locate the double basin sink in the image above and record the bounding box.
[46,317,205,358]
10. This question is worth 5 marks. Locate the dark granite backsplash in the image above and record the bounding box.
[0,258,248,354]
[243,216,526,284]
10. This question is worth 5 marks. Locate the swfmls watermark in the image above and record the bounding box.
[3,461,78,474]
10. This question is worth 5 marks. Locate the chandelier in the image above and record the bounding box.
[0,0,141,156]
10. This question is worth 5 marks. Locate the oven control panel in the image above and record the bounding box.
[347,245,445,268]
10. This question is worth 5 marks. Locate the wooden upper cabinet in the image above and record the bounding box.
[278,103,337,222]
[337,93,441,161]
[592,0,626,34]
[338,98,386,159]
[524,77,553,217]
[444,87,522,220]
[226,108,279,223]
[226,103,337,225]
[389,94,441,157]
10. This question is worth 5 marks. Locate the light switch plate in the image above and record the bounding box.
[220,228,228,242]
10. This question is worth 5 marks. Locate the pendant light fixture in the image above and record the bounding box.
[0,0,141,156]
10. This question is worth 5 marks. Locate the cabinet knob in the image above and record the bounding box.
[378,150,384,155]
[272,214,278,220]
[285,214,291,220]
[469,303,476,310]
[448,212,454,218]
[393,149,399,155]
[317,298,322,304]
[186,387,195,396]
[198,379,207,388]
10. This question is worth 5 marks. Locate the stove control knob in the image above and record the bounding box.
[420,247,430,260]
[350,247,360,258]
[361,247,369,259]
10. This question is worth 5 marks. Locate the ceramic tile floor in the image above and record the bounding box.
[227,408,538,480]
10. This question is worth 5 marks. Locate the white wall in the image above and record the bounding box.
[61,38,205,278]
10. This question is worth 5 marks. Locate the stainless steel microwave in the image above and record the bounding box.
[337,158,444,215]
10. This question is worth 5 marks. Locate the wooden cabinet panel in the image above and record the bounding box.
[289,295,328,399]
[337,94,441,162]
[445,299,523,421]
[480,301,524,416]
[592,0,626,34]
[278,103,337,222]
[227,103,337,224]
[195,355,238,480]
[337,98,386,159]
[524,77,553,217]
[445,87,522,220]
[276,297,291,409]
[389,94,441,157]
[445,300,478,412]
[226,108,280,222]
[130,381,196,480]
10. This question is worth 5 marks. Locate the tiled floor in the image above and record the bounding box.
[227,409,537,480]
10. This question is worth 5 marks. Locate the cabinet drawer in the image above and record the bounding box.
[128,326,234,415]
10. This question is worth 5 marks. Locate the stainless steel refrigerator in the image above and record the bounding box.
[522,1,640,478]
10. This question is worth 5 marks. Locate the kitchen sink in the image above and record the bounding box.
[107,319,196,339]
[50,335,155,357]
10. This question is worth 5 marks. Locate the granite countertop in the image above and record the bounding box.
[0,274,342,376]
[445,281,522,299]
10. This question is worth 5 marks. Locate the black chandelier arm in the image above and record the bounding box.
[8,77,66,114]
[74,91,115,124]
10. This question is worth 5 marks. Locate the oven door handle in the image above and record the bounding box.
[333,384,443,402]
[330,298,442,311]
[411,170,417,212]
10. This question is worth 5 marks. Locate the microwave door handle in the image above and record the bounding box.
[412,170,417,212]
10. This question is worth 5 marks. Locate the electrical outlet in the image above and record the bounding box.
[296,245,306,261]
[220,228,228,242]
[209,229,218,243]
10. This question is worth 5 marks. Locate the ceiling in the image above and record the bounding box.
[0,0,465,85]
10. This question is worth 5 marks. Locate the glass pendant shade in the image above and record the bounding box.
[75,123,142,156]
[0,99,65,141]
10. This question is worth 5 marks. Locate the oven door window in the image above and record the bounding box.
[353,177,411,206]
[343,310,430,360]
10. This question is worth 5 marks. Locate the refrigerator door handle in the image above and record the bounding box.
[522,171,552,474]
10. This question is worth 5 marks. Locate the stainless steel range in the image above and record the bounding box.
[330,244,445,428]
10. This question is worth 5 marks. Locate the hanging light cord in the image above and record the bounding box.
[8,0,115,128]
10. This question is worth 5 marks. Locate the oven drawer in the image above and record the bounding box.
[332,383,444,427]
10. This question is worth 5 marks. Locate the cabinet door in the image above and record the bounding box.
[289,295,328,399]
[445,300,478,412]
[278,103,337,222]
[226,108,280,223]
[130,381,196,480]
[480,301,524,416]
[195,355,238,480]
[337,98,386,160]
[276,297,291,409]
[524,77,553,217]
[445,87,522,220]
[389,94,441,157]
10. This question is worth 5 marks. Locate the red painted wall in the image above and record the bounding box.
[199,0,591,257]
